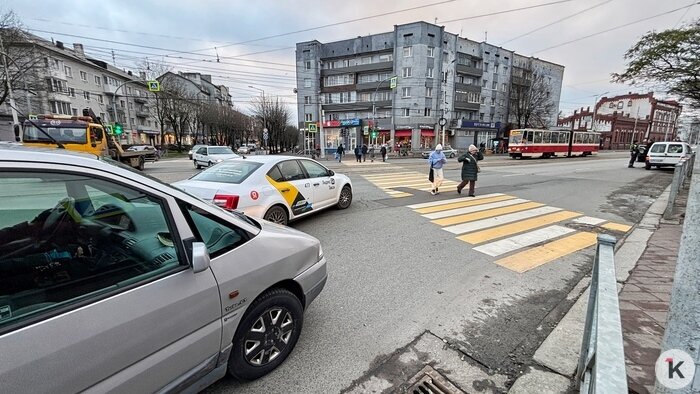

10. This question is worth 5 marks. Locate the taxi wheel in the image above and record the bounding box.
[264,205,288,226]
[337,186,352,210]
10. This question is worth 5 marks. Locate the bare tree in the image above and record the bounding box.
[251,96,291,153]
[0,11,46,114]
[158,77,198,151]
[138,61,172,147]
[510,72,556,128]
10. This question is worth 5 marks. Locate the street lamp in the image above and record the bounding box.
[249,85,266,150]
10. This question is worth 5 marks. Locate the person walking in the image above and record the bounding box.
[428,144,448,195]
[628,140,639,168]
[361,144,368,162]
[336,144,345,163]
[380,144,387,162]
[354,145,361,162]
[457,144,484,197]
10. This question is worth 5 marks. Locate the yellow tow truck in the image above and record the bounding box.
[18,109,150,170]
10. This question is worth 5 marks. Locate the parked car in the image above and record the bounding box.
[237,146,251,154]
[0,145,327,393]
[645,141,694,170]
[173,156,353,226]
[193,146,240,169]
[421,145,458,159]
[126,145,158,161]
[188,144,205,160]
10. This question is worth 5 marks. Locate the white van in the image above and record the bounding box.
[645,141,694,170]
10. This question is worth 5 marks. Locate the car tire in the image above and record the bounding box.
[227,288,303,381]
[208,161,213,167]
[337,185,352,210]
[195,160,201,169]
[263,205,289,226]
[449,153,455,158]
[137,157,145,171]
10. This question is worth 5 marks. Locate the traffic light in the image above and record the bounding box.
[371,130,378,138]
[114,123,123,135]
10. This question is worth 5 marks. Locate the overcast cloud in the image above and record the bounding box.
[8,0,700,122]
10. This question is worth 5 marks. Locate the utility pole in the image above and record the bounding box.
[0,34,20,128]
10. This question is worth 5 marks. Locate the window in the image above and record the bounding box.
[503,66,508,76]
[403,108,410,117]
[426,87,433,97]
[299,160,329,178]
[80,71,87,81]
[479,113,484,121]
[502,83,507,92]
[342,59,350,67]
[129,118,134,126]
[128,102,133,110]
[0,172,184,330]
[424,108,431,116]
[402,87,411,98]
[362,57,371,65]
[494,65,499,74]
[491,98,496,106]
[480,96,485,104]
[617,101,624,109]
[609,102,614,108]
[402,67,412,78]
[492,81,497,90]
[500,99,505,107]
[181,203,251,258]
[120,100,125,108]
[304,96,310,104]
[482,79,488,88]
[71,108,78,116]
[378,53,393,62]
[304,78,311,88]
[68,88,75,98]
[94,76,101,86]
[628,100,632,107]
[426,67,434,78]
[323,74,354,86]
[427,46,435,57]
[403,46,412,57]
[83,91,90,101]
[276,160,306,181]
[305,113,313,121]
[64,66,72,78]
[484,62,489,72]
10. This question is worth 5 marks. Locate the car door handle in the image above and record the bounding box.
[280,188,290,192]
[313,183,320,186]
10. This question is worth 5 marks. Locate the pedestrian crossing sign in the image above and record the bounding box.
[148,81,160,92]
[307,123,318,133]
[390,76,398,89]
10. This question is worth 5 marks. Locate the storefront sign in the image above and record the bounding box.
[340,118,361,126]
[322,120,340,128]
[460,121,502,129]
[418,124,434,129]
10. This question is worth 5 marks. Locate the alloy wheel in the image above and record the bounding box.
[243,308,294,367]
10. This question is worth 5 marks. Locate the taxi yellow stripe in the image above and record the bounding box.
[457,211,582,244]
[431,202,544,226]
[495,232,598,273]
[601,222,632,232]
[415,195,516,214]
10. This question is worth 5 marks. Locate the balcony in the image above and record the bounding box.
[134,96,148,103]
[321,61,394,76]
[48,68,67,81]
[456,64,483,77]
[454,101,480,111]
[136,109,150,118]
[321,84,357,94]
[454,83,481,93]
[322,101,374,112]
[103,84,119,95]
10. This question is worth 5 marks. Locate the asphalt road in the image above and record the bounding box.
[144,151,671,393]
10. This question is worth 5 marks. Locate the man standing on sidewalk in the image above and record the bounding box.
[629,140,639,168]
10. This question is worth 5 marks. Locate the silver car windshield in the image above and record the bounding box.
[190,161,262,184]
[208,147,234,155]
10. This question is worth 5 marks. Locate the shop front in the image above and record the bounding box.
[419,125,436,149]
[321,118,361,154]
[394,128,412,155]
[453,121,501,150]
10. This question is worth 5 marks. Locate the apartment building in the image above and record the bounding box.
[557,92,682,149]
[295,21,564,152]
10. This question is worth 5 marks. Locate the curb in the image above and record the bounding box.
[507,185,673,392]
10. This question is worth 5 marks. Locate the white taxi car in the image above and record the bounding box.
[193,146,240,169]
[173,156,352,225]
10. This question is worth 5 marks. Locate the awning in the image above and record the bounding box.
[395,130,412,137]
[141,130,160,135]
[378,130,390,134]
[421,130,435,136]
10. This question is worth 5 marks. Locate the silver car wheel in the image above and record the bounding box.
[243,308,294,367]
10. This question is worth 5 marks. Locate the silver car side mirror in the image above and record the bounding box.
[192,242,211,273]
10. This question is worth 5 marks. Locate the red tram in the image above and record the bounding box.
[508,128,600,159]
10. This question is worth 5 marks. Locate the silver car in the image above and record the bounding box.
[0,145,327,393]
[193,146,240,169]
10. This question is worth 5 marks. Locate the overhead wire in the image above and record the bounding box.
[439,0,573,24]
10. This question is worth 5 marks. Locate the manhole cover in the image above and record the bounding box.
[405,365,465,394]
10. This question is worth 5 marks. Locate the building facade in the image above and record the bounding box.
[295,21,564,153]
[557,92,682,149]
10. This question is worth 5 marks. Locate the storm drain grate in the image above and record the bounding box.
[405,365,465,394]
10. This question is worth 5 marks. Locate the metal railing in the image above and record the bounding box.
[664,153,696,220]
[576,234,628,393]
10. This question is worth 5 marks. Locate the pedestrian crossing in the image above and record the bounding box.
[406,193,632,273]
[362,171,460,198]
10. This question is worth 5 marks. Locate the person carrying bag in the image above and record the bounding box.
[457,144,484,197]
[428,144,447,195]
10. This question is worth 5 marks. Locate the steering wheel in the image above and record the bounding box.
[41,197,81,239]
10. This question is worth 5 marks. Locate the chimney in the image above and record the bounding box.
[574,110,578,115]
[586,106,590,112]
[73,43,85,58]
[139,71,146,80]
[56,41,64,49]
[127,70,133,76]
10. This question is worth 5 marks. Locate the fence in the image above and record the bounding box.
[575,234,628,393]
[663,153,696,220]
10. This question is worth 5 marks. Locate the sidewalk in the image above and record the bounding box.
[620,189,687,393]
[509,184,686,393]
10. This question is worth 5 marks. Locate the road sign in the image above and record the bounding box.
[308,124,318,133]
[148,81,160,92]
[390,76,398,89]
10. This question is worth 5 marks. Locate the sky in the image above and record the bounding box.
[8,0,700,124]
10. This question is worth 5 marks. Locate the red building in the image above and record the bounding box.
[558,92,682,150]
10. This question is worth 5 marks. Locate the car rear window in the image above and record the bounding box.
[189,161,262,184]
[667,144,684,154]
[208,147,234,155]
[650,144,666,153]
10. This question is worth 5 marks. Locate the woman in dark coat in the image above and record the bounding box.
[457,144,484,197]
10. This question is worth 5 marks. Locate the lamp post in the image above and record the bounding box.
[249,85,266,150]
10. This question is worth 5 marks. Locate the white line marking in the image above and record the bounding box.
[572,216,607,225]
[442,206,563,234]
[406,193,505,209]
[473,225,575,256]
[423,198,530,219]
